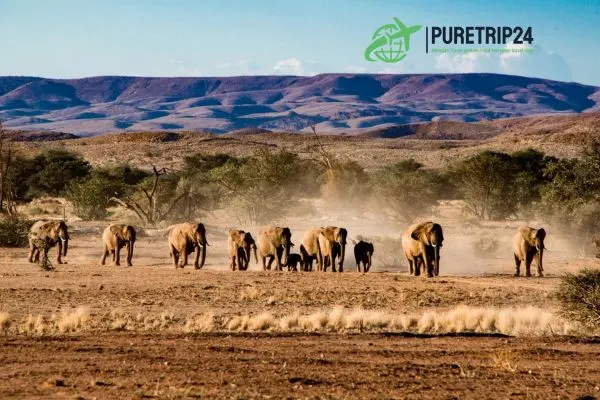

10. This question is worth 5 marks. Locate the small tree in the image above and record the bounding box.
[374,159,445,221]
[0,120,15,214]
[556,269,600,331]
[452,151,519,220]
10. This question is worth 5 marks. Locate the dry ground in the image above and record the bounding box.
[2,217,600,398]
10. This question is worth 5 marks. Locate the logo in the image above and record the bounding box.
[364,17,422,63]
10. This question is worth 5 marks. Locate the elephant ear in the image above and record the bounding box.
[369,243,374,253]
[536,228,546,241]
[411,223,432,245]
[520,227,537,246]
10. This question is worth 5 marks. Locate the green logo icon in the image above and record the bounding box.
[364,17,421,63]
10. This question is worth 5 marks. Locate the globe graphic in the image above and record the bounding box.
[372,25,407,63]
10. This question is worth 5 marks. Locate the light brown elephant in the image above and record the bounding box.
[301,228,323,271]
[318,226,348,272]
[28,220,69,265]
[402,222,444,277]
[257,227,293,271]
[228,229,258,271]
[513,226,546,277]
[101,224,136,266]
[168,223,208,269]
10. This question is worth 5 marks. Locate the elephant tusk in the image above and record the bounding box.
[60,238,67,243]
[197,241,205,248]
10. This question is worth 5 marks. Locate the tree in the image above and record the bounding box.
[210,150,320,224]
[452,151,519,220]
[0,120,16,214]
[109,166,189,226]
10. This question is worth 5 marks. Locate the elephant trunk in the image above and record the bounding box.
[368,252,372,270]
[433,245,440,276]
[282,244,290,266]
[199,245,206,269]
[128,241,134,263]
[537,248,544,272]
[253,245,258,264]
[62,238,68,256]
[339,243,346,270]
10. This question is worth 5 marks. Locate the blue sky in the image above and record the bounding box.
[1,0,599,85]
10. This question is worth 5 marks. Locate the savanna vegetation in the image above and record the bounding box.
[1,136,600,233]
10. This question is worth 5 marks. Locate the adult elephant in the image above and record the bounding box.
[354,240,374,273]
[168,223,208,269]
[28,220,69,265]
[257,227,293,271]
[513,226,546,277]
[228,229,258,271]
[318,227,348,272]
[101,224,136,266]
[402,222,444,277]
[303,227,347,272]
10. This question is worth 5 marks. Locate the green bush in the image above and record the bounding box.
[0,216,32,247]
[374,159,446,221]
[556,269,600,331]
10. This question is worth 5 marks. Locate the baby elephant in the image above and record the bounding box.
[354,241,374,272]
[285,253,302,271]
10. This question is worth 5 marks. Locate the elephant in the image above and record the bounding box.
[28,220,69,265]
[402,222,444,277]
[257,226,293,271]
[318,226,347,272]
[285,253,302,271]
[228,229,258,271]
[354,241,374,273]
[168,223,208,269]
[513,226,546,277]
[101,224,136,266]
[302,227,347,272]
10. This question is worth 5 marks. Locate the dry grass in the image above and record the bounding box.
[490,350,520,373]
[0,305,579,336]
[0,312,11,333]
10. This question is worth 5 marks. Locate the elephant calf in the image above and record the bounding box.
[101,224,136,266]
[354,241,374,273]
[285,253,302,271]
[513,226,546,277]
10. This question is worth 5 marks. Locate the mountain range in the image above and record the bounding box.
[1,73,598,136]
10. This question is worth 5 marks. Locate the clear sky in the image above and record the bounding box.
[1,0,599,85]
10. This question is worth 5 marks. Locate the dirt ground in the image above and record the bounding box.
[3,332,600,399]
[2,215,600,398]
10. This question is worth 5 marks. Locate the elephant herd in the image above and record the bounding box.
[25,220,547,277]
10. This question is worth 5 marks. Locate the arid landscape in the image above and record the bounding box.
[1,110,600,398]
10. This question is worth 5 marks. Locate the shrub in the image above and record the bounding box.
[555,269,600,331]
[374,159,447,221]
[0,215,32,247]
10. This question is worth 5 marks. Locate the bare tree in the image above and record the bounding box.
[0,120,15,214]
[110,165,187,226]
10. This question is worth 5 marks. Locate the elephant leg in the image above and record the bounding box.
[412,257,421,276]
[514,254,521,277]
[356,260,361,273]
[43,248,50,266]
[525,252,532,277]
[115,245,121,266]
[28,240,35,263]
[33,248,40,263]
[101,246,109,265]
[407,258,413,275]
[230,256,235,271]
[181,250,189,268]
[171,245,179,268]
[261,255,266,271]
[266,256,274,271]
